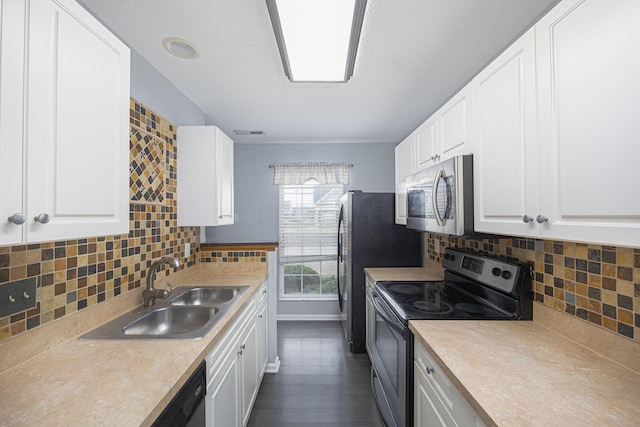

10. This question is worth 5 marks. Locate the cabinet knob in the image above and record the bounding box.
[258,314,263,318]
[536,215,548,224]
[522,215,533,223]
[7,213,26,225]
[424,364,434,375]
[34,213,51,224]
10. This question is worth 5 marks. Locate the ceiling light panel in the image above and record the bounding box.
[267,0,367,83]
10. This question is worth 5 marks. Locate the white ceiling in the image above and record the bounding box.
[79,0,558,144]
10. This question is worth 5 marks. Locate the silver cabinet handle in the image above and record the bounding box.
[34,213,51,224]
[536,215,548,224]
[522,215,533,223]
[7,213,26,225]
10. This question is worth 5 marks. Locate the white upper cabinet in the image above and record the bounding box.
[535,0,640,247]
[0,0,27,246]
[414,116,439,171]
[177,126,235,226]
[394,134,414,224]
[474,0,640,247]
[472,29,539,238]
[1,0,130,246]
[439,84,472,161]
[394,83,473,225]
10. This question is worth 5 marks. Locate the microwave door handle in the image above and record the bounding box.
[432,169,444,226]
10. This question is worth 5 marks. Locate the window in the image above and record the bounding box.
[279,180,343,299]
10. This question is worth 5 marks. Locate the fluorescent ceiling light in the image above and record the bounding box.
[266,0,367,83]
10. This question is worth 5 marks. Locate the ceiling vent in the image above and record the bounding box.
[233,130,266,136]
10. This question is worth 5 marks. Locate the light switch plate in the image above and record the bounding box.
[185,242,191,258]
[0,278,37,317]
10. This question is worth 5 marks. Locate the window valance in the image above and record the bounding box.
[270,162,351,185]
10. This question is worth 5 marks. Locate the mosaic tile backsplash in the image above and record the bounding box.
[425,233,640,343]
[130,128,165,204]
[0,99,200,343]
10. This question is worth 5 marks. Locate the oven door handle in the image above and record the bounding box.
[372,294,405,336]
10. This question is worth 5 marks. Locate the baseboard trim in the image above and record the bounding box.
[265,356,281,374]
[277,314,341,321]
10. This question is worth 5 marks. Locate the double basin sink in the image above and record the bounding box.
[80,286,249,340]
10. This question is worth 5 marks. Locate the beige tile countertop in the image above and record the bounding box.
[410,306,640,426]
[0,264,267,427]
[365,259,444,283]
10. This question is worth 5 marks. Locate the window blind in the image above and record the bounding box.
[278,182,343,264]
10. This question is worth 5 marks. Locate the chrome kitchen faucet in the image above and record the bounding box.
[142,257,183,308]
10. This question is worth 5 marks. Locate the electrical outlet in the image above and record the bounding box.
[434,240,440,253]
[185,242,191,258]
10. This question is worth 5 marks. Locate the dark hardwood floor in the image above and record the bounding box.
[247,321,385,427]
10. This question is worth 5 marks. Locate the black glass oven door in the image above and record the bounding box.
[372,294,407,427]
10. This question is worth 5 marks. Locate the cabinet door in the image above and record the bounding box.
[472,29,539,237]
[439,84,472,160]
[414,117,439,171]
[26,0,130,243]
[257,298,268,379]
[536,0,640,247]
[178,126,235,226]
[239,319,258,427]
[216,128,234,225]
[394,136,413,224]
[0,0,26,246]
[414,361,458,427]
[207,345,241,427]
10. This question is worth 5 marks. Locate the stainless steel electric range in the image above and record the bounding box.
[369,248,533,427]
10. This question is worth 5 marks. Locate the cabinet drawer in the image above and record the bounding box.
[256,282,267,306]
[206,298,256,376]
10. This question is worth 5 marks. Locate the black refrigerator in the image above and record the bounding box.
[337,191,421,353]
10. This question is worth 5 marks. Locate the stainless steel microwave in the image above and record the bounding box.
[406,154,474,236]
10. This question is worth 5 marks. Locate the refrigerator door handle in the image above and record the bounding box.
[337,205,344,311]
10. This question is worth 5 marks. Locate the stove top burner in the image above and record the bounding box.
[455,302,488,314]
[410,299,453,314]
[388,284,423,295]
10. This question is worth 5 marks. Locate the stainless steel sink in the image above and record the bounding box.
[80,285,249,340]
[122,306,218,336]
[171,286,248,306]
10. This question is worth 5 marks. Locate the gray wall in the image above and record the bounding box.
[130,50,206,126]
[205,142,397,243]
[205,142,398,318]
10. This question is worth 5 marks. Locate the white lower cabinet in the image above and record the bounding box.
[414,340,485,427]
[206,282,267,427]
[256,287,269,378]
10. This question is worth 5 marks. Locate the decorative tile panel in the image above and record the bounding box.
[130,129,165,204]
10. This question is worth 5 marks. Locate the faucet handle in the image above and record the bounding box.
[159,282,173,299]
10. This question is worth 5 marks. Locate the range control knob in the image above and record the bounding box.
[501,270,512,280]
[449,254,456,261]
[491,267,501,277]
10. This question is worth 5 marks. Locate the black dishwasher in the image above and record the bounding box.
[153,360,206,427]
